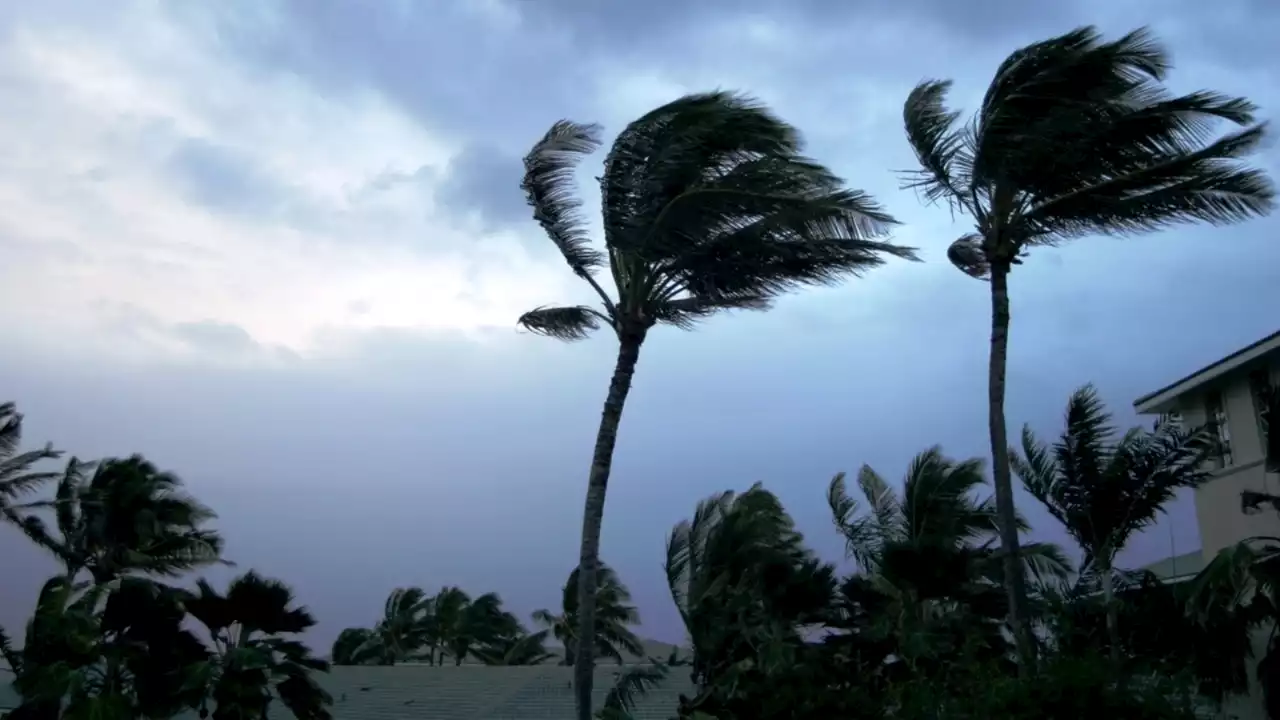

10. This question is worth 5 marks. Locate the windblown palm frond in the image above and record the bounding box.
[0,402,62,532]
[598,663,668,720]
[330,628,380,666]
[534,563,644,665]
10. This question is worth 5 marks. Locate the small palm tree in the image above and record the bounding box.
[519,91,915,719]
[0,402,62,533]
[667,484,837,688]
[902,25,1275,660]
[828,448,1070,668]
[434,587,522,665]
[329,628,380,666]
[1013,384,1214,664]
[369,587,434,665]
[596,664,669,720]
[12,455,226,584]
[183,571,333,720]
[533,562,644,667]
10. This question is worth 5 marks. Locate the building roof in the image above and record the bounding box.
[1134,328,1280,414]
[1140,550,1204,584]
[2,665,695,719]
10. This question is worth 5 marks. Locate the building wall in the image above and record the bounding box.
[1174,358,1280,558]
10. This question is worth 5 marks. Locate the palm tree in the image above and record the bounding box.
[0,402,62,533]
[11,455,226,584]
[902,25,1274,661]
[827,448,1070,671]
[329,628,380,666]
[533,562,644,667]
[1013,384,1213,664]
[597,664,669,720]
[182,571,333,720]
[667,483,838,690]
[473,629,558,666]
[519,91,915,719]
[368,586,434,665]
[433,587,522,665]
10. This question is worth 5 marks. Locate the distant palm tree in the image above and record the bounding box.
[12,455,225,584]
[369,587,434,665]
[183,571,332,720]
[329,628,380,666]
[902,25,1274,661]
[0,402,62,534]
[433,587,523,665]
[473,629,558,666]
[1013,384,1213,664]
[533,562,644,667]
[519,91,915,720]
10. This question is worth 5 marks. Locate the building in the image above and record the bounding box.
[1134,328,1280,720]
[1134,329,1280,557]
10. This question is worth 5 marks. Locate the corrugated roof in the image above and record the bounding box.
[153,665,697,720]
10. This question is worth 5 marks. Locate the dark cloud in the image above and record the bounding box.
[435,145,528,229]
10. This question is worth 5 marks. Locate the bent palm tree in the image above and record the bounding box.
[1013,384,1213,664]
[371,587,434,665]
[13,455,225,584]
[473,629,558,666]
[330,627,379,666]
[520,91,914,719]
[183,571,332,720]
[533,562,644,667]
[902,25,1274,662]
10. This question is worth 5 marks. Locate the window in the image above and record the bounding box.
[1204,389,1233,468]
[1157,411,1183,432]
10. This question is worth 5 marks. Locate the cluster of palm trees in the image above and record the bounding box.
[514,24,1275,719]
[0,403,333,720]
[327,563,646,668]
[664,386,1280,719]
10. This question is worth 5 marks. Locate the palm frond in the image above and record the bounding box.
[901,79,972,209]
[517,305,610,341]
[522,120,605,276]
[600,663,668,716]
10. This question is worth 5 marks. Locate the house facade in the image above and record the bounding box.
[1134,329,1280,720]
[1134,329,1280,557]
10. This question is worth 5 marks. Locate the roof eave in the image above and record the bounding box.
[1133,329,1280,415]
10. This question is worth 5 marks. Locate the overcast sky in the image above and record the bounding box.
[1,0,1277,651]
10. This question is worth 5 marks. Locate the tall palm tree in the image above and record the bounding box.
[902,25,1274,661]
[827,448,1070,670]
[182,571,332,720]
[533,562,644,667]
[11,455,226,584]
[0,402,62,533]
[1013,384,1213,664]
[519,91,915,719]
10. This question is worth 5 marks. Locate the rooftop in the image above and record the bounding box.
[1134,328,1280,415]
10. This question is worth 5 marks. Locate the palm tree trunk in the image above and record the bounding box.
[988,263,1034,671]
[573,332,644,720]
[1100,557,1120,666]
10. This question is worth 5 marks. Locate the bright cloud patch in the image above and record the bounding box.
[0,4,571,363]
